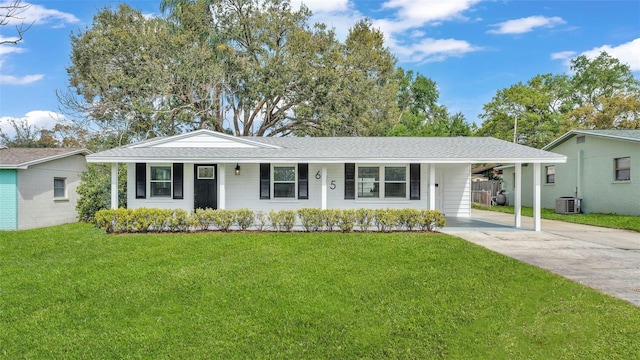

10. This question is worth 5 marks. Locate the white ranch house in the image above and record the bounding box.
[87,130,566,231]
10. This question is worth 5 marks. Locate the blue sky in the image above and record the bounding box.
[1,0,639,135]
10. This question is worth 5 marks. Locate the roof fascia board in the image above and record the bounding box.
[87,156,567,164]
[129,129,281,149]
[543,130,640,150]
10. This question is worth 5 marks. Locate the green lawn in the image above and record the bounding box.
[2,224,639,359]
[474,204,640,232]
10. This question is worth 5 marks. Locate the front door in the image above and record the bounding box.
[194,164,217,210]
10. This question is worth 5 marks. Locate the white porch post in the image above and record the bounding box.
[533,163,541,231]
[514,163,522,228]
[219,164,226,209]
[110,163,118,209]
[321,167,327,210]
[428,164,436,210]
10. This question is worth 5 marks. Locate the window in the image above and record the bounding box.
[615,157,631,181]
[273,166,295,198]
[358,167,379,198]
[53,178,66,198]
[385,166,406,198]
[150,165,172,197]
[545,166,555,184]
[197,166,215,179]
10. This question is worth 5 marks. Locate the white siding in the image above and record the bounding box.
[436,164,471,217]
[16,154,86,230]
[126,162,472,217]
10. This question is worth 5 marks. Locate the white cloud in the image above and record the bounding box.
[487,16,565,35]
[390,36,481,63]
[381,0,481,29]
[0,1,79,27]
[0,111,67,137]
[553,38,640,72]
[0,73,44,85]
[550,51,576,60]
[581,38,640,72]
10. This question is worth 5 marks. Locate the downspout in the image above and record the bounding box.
[576,150,583,200]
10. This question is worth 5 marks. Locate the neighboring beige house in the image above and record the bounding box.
[0,147,90,230]
[500,130,640,215]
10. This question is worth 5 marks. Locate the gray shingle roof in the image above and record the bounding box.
[543,129,640,150]
[88,130,565,164]
[0,148,90,169]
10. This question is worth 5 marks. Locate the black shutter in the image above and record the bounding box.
[345,163,355,199]
[135,163,146,199]
[298,163,308,199]
[173,163,184,199]
[410,163,420,200]
[260,163,270,199]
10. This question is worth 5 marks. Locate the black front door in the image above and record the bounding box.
[194,164,217,210]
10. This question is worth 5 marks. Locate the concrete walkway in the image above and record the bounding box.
[441,210,640,306]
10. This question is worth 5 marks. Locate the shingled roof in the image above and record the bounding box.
[87,130,566,164]
[544,129,640,150]
[0,148,90,169]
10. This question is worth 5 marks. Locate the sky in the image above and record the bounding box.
[1,0,639,136]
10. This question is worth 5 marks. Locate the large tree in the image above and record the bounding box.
[388,69,472,137]
[566,52,640,129]
[477,74,570,148]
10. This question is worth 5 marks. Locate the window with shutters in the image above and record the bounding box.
[355,165,411,199]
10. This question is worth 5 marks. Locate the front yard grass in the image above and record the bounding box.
[474,204,640,232]
[2,223,639,359]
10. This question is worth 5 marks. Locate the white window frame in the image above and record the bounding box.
[149,164,172,198]
[272,164,296,199]
[53,177,67,199]
[545,165,555,184]
[356,165,409,200]
[614,157,631,181]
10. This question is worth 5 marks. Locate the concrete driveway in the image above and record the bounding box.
[441,209,640,306]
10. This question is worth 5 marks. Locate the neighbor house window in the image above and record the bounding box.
[53,177,66,198]
[545,166,555,184]
[615,157,631,181]
[273,166,295,198]
[384,166,406,198]
[358,167,380,198]
[150,165,172,197]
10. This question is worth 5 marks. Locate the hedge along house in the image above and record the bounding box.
[86,130,566,231]
[0,147,90,230]
[500,130,640,215]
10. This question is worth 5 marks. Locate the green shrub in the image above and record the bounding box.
[418,210,446,231]
[321,209,340,231]
[356,208,374,231]
[166,209,190,232]
[76,163,126,223]
[130,207,154,232]
[337,209,357,233]
[235,209,254,230]
[374,208,398,232]
[211,209,235,231]
[194,208,214,231]
[254,211,267,231]
[269,210,297,232]
[397,208,421,231]
[95,209,116,233]
[298,208,323,232]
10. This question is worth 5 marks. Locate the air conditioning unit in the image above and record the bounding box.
[555,197,581,214]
